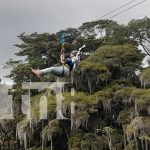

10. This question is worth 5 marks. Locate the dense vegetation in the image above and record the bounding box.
[0,17,150,150]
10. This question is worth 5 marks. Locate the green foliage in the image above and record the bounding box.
[140,67,150,87]
[68,131,105,150]
[118,110,131,125]
[31,92,56,119]
[27,147,50,150]
[111,133,123,150]
[4,17,150,150]
[72,111,89,120]
[63,92,98,106]
[105,24,130,45]
[142,117,150,127]
[131,89,150,107]
[79,19,118,38]
[127,17,150,56]
[139,133,150,141]
[8,63,31,83]
[80,61,107,71]
[80,44,144,81]
[125,141,136,150]
[68,131,83,149]
[115,87,134,99]
[42,119,63,138]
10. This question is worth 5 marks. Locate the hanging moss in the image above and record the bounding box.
[125,141,136,150]
[30,92,56,119]
[115,87,135,105]
[80,140,90,150]
[16,117,36,150]
[140,67,150,88]
[72,111,89,130]
[63,92,98,106]
[125,116,150,150]
[111,133,124,150]
[42,119,63,150]
[118,110,131,125]
[83,133,105,150]
[139,133,150,141]
[131,89,150,115]
[80,61,108,71]
[80,44,144,80]
[68,131,83,149]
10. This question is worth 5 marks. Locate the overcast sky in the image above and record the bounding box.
[0,0,150,83]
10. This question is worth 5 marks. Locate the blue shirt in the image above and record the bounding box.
[65,51,81,71]
[66,58,75,71]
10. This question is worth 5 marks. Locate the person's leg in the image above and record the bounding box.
[32,66,69,77]
[41,66,64,76]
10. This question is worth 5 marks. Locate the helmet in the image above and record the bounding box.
[71,50,78,56]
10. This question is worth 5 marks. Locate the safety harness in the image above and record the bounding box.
[61,65,65,76]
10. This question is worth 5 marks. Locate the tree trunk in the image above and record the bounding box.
[141,139,144,150]
[87,77,92,93]
[145,139,148,150]
[122,125,127,149]
[51,135,53,150]
[133,130,139,150]
[135,103,139,116]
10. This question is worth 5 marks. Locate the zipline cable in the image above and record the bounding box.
[108,0,148,19]
[97,0,138,20]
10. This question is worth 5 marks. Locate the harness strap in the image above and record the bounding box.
[62,65,65,76]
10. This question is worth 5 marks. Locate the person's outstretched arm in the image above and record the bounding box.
[60,46,65,64]
[75,45,85,62]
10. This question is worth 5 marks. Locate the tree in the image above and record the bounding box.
[42,120,63,150]
[140,67,150,88]
[79,44,144,92]
[3,17,150,150]
[127,17,150,56]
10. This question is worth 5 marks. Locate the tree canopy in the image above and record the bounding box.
[1,17,150,150]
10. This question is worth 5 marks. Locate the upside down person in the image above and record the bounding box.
[31,47,81,79]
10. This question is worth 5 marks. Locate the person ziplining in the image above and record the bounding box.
[31,34,85,79]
